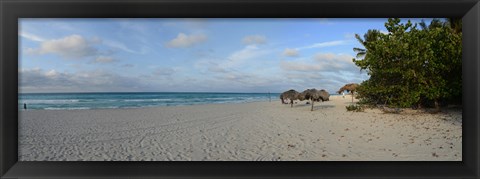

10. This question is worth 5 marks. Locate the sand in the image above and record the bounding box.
[18,95,462,161]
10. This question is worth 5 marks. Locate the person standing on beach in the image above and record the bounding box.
[342,92,345,98]
[24,103,27,110]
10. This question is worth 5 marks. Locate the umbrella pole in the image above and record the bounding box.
[311,100,314,111]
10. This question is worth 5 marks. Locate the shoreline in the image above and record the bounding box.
[18,92,290,111]
[18,93,346,111]
[19,95,462,161]
[20,98,275,111]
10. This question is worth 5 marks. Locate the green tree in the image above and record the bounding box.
[353,29,382,59]
[352,18,462,110]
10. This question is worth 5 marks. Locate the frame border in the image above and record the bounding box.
[1,0,479,178]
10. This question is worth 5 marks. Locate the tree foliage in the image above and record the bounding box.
[353,18,462,108]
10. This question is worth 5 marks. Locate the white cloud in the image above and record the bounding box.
[297,40,347,50]
[166,33,207,48]
[26,34,99,58]
[221,45,271,68]
[282,48,299,57]
[191,46,282,91]
[19,68,149,93]
[277,52,369,92]
[20,32,46,42]
[228,45,259,63]
[103,40,139,54]
[314,53,353,64]
[280,61,322,72]
[280,52,363,91]
[242,35,267,45]
[281,52,357,72]
[45,69,58,77]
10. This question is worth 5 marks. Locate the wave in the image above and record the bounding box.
[44,107,91,110]
[203,97,235,100]
[19,93,273,110]
[123,99,173,102]
[21,99,80,104]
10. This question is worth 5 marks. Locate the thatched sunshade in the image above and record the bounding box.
[337,83,359,102]
[318,89,330,101]
[280,89,300,107]
[299,88,330,111]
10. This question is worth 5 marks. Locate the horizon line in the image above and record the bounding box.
[19,91,285,94]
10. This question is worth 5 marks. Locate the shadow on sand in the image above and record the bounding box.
[311,105,335,110]
[288,102,335,110]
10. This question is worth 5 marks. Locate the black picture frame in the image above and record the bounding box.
[1,0,479,178]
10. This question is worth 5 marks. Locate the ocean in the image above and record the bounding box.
[18,92,281,110]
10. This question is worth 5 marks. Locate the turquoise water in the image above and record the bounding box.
[18,92,281,110]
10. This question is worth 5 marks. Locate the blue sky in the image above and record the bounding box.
[19,18,431,93]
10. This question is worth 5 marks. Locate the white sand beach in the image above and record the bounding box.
[19,95,462,161]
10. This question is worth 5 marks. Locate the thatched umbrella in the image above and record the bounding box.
[300,88,330,111]
[337,83,359,102]
[318,89,330,101]
[280,89,300,107]
[279,93,285,104]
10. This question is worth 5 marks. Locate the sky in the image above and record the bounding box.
[19,18,432,93]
